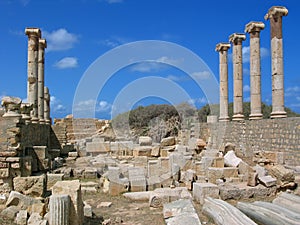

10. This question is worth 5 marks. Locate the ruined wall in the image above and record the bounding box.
[52,118,109,144]
[198,117,300,166]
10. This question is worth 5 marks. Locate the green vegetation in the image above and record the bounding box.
[112,102,300,136]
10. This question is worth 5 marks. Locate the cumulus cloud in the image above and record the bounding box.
[50,96,66,113]
[243,84,250,92]
[99,36,129,48]
[44,29,79,51]
[131,62,165,73]
[54,57,78,69]
[73,99,112,113]
[191,71,211,80]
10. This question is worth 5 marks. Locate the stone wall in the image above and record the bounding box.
[197,117,300,166]
[52,118,109,144]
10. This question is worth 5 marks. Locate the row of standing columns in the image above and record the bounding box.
[216,6,288,121]
[25,28,51,125]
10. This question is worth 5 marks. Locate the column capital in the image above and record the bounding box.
[265,6,288,20]
[229,33,246,45]
[39,39,47,49]
[245,21,265,33]
[215,43,231,52]
[25,27,41,38]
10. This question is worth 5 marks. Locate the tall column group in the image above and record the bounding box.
[25,28,51,125]
[217,6,288,121]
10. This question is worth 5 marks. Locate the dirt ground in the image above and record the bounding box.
[83,189,215,225]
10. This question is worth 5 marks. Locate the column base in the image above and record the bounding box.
[2,112,22,118]
[249,113,263,120]
[219,116,230,122]
[45,119,51,125]
[39,119,45,124]
[232,114,244,121]
[270,111,287,119]
[31,116,39,124]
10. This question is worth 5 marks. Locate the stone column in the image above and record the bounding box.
[216,43,231,122]
[265,6,288,118]
[38,39,47,124]
[229,33,246,121]
[245,22,265,120]
[49,194,70,225]
[44,86,51,125]
[25,28,41,124]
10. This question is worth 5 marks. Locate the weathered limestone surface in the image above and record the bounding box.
[193,182,219,205]
[38,39,47,124]
[52,180,84,225]
[265,6,288,118]
[13,174,47,197]
[163,199,201,225]
[203,197,256,225]
[25,28,41,123]
[237,201,299,225]
[229,33,246,121]
[216,43,231,122]
[245,21,265,120]
[1,97,22,118]
[49,194,70,225]
[138,136,152,146]
[6,191,41,210]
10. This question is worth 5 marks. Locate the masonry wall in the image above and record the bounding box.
[198,117,300,166]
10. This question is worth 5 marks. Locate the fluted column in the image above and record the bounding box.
[25,28,41,124]
[265,6,288,119]
[245,22,265,120]
[49,194,70,225]
[44,86,51,125]
[38,39,47,124]
[229,33,246,121]
[216,43,231,122]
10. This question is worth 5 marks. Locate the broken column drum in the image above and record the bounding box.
[216,43,231,122]
[25,28,41,123]
[265,6,288,118]
[245,22,265,120]
[229,33,246,121]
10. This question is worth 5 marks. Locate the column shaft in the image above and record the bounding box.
[49,194,70,225]
[216,43,231,122]
[44,86,51,125]
[229,33,246,121]
[25,28,41,123]
[38,39,47,124]
[265,6,288,118]
[245,22,265,120]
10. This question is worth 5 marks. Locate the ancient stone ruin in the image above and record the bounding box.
[0,5,299,225]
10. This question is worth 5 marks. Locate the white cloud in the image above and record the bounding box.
[156,56,183,66]
[131,62,165,73]
[99,36,129,48]
[166,75,180,81]
[286,86,300,97]
[243,84,250,92]
[50,96,66,113]
[286,86,300,93]
[20,0,30,6]
[73,99,112,113]
[44,29,79,51]
[191,71,211,80]
[54,57,78,69]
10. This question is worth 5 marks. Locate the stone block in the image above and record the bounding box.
[133,146,152,157]
[109,178,129,196]
[83,203,92,218]
[15,210,28,225]
[161,137,176,147]
[52,180,84,225]
[83,168,98,179]
[28,202,46,217]
[193,182,219,204]
[208,167,238,184]
[213,157,224,168]
[269,165,295,186]
[247,172,258,187]
[159,157,170,175]
[139,136,152,146]
[148,160,160,177]
[6,191,41,210]
[151,145,160,157]
[0,168,9,178]
[128,167,146,192]
[13,174,47,198]
[258,175,277,187]
[86,142,110,154]
[224,150,242,167]
[47,173,64,190]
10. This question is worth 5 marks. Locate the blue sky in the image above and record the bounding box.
[0,0,299,119]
